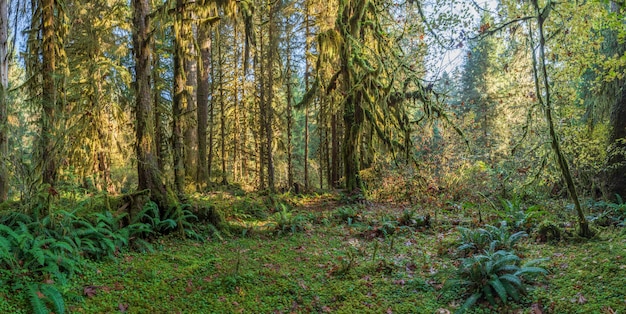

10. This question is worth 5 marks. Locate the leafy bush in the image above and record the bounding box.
[450,247,548,312]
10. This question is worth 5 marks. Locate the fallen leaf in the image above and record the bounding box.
[435,309,450,314]
[530,302,543,314]
[83,286,99,298]
[118,303,129,312]
[571,293,587,304]
[185,279,194,293]
[393,279,405,286]
[386,308,393,314]
[298,280,308,290]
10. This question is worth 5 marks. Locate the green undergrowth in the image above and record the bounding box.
[1,192,626,313]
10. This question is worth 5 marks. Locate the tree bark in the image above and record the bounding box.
[41,0,57,188]
[132,0,170,211]
[606,86,626,199]
[340,0,366,192]
[606,2,626,201]
[0,0,8,201]
[197,22,211,188]
[531,0,590,237]
[303,0,310,192]
[286,46,294,189]
[173,0,186,196]
[265,0,277,192]
[331,112,340,188]
[184,21,198,182]
[217,29,227,185]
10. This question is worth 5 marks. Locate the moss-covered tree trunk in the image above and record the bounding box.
[605,1,626,200]
[339,0,366,192]
[132,0,171,211]
[606,84,626,199]
[531,0,591,237]
[197,22,211,188]
[172,0,186,197]
[41,0,57,188]
[0,0,8,201]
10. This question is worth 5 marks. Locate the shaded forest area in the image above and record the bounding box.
[0,0,626,313]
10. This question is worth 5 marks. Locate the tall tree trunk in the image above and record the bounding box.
[286,48,294,189]
[207,28,216,184]
[331,112,340,188]
[240,39,248,182]
[606,1,626,200]
[530,0,590,237]
[197,22,211,188]
[172,0,186,197]
[184,22,198,182]
[0,0,8,201]
[152,43,166,173]
[607,85,626,199]
[132,0,170,211]
[257,23,266,190]
[265,0,277,192]
[217,30,228,185]
[41,0,57,188]
[232,26,240,183]
[340,0,366,193]
[303,1,311,192]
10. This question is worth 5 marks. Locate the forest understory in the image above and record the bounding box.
[1,185,626,313]
[2,0,626,313]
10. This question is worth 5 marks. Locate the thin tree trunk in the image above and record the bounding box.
[530,0,590,237]
[217,29,227,185]
[172,0,186,197]
[207,29,216,184]
[331,112,339,188]
[0,0,8,201]
[232,25,240,183]
[184,21,198,181]
[152,42,165,173]
[197,22,211,188]
[286,48,294,189]
[41,0,57,188]
[303,1,310,192]
[266,0,277,192]
[257,23,266,191]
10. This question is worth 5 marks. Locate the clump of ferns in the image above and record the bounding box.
[457,221,528,256]
[448,243,549,313]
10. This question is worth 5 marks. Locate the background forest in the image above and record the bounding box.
[0,0,626,313]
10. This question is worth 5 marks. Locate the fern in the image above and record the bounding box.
[28,283,65,314]
[450,249,548,312]
[39,283,65,314]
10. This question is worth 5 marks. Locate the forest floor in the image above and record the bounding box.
[5,192,626,313]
